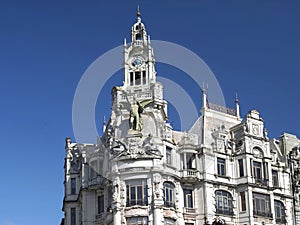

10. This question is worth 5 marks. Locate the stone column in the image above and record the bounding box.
[111,177,121,225]
[153,174,163,225]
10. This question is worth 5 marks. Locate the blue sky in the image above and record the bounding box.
[0,1,299,225]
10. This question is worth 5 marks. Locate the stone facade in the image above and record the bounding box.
[61,12,300,225]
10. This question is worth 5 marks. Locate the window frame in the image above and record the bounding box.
[97,195,104,214]
[253,161,262,182]
[217,157,226,176]
[252,192,272,218]
[126,180,148,207]
[164,218,176,225]
[272,170,279,187]
[71,207,76,225]
[240,191,246,212]
[127,216,148,225]
[164,182,175,207]
[71,177,76,195]
[215,190,234,215]
[183,189,193,208]
[166,147,172,165]
[274,200,286,223]
[238,159,244,177]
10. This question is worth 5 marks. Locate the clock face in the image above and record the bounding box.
[131,57,144,67]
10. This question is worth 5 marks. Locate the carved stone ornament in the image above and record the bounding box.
[69,148,82,173]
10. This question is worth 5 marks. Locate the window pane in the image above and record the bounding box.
[240,192,246,211]
[217,158,226,176]
[164,182,175,207]
[98,195,104,214]
[272,170,278,187]
[215,190,233,215]
[71,178,76,195]
[253,193,271,217]
[71,208,76,225]
[127,180,148,206]
[130,72,134,86]
[135,72,141,85]
[142,71,146,85]
[238,159,244,177]
[127,217,148,225]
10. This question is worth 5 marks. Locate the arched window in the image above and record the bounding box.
[275,200,286,224]
[215,190,234,215]
[164,182,175,207]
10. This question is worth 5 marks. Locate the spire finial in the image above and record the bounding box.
[137,5,141,17]
[235,92,239,103]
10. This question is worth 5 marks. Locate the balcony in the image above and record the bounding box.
[126,199,148,207]
[88,175,104,188]
[164,201,175,208]
[133,40,143,46]
[181,169,201,182]
[253,210,273,218]
[183,207,197,214]
[216,208,234,216]
[276,218,286,224]
[254,178,268,186]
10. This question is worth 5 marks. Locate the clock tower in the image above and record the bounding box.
[110,9,167,139]
[123,9,157,90]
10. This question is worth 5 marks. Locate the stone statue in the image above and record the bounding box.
[121,89,153,132]
[129,100,144,131]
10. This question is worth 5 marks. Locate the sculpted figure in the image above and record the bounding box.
[129,100,144,131]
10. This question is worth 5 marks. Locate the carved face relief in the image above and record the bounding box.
[252,124,259,135]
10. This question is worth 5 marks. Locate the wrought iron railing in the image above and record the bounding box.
[216,208,234,216]
[183,207,196,214]
[253,210,273,218]
[254,178,268,186]
[126,199,148,207]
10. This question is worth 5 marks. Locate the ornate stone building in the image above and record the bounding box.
[61,11,300,225]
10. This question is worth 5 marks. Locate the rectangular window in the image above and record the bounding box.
[253,161,262,182]
[97,195,104,214]
[166,147,172,165]
[127,217,148,225]
[217,158,226,176]
[240,192,246,211]
[253,193,272,217]
[71,178,76,195]
[272,170,279,187]
[126,180,148,206]
[183,189,193,208]
[130,72,134,85]
[164,182,175,207]
[142,71,146,85]
[135,72,141,85]
[238,159,244,177]
[71,208,76,225]
[164,218,175,225]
